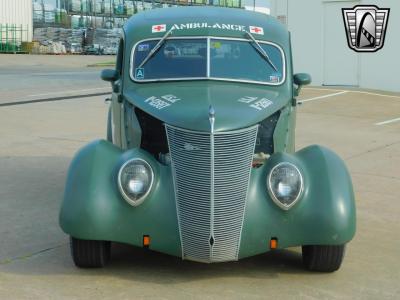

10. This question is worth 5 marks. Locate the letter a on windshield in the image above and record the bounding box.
[135,68,145,79]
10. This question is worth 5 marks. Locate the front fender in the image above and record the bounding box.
[59,140,181,257]
[239,145,356,259]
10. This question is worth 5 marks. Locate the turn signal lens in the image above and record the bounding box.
[270,238,278,249]
[143,235,150,247]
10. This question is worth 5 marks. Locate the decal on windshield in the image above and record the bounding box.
[135,68,145,79]
[151,23,265,34]
[238,96,273,111]
[249,26,264,35]
[211,41,222,49]
[152,24,166,33]
[144,94,181,110]
[138,44,150,52]
[269,74,281,83]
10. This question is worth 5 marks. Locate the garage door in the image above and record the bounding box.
[323,1,359,86]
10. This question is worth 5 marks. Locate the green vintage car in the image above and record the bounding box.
[60,7,356,272]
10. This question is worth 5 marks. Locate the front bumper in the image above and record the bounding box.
[60,140,356,262]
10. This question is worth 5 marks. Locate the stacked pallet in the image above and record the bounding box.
[70,0,82,13]
[126,1,135,15]
[44,4,56,23]
[33,27,85,54]
[89,28,121,54]
[94,1,103,13]
[32,42,67,54]
[33,2,44,22]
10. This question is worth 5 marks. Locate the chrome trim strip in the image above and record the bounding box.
[129,36,286,86]
[164,123,259,135]
[209,105,216,257]
[210,122,215,259]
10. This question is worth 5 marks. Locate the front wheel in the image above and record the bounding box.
[70,237,111,268]
[302,244,346,272]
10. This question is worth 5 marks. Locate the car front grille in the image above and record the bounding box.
[165,124,258,263]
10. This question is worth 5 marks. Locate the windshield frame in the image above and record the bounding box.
[129,36,286,86]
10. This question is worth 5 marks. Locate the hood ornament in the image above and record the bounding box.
[209,105,215,134]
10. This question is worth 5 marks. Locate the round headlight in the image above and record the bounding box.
[268,162,303,210]
[118,159,154,206]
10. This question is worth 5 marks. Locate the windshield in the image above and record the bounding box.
[131,37,285,85]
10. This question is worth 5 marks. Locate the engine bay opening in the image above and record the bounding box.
[252,110,280,168]
[135,108,169,157]
[135,107,280,167]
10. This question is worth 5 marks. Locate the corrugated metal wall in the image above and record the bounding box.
[0,0,33,42]
[271,0,399,92]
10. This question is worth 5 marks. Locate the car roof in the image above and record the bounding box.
[123,6,289,49]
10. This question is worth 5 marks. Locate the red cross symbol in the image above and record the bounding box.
[152,24,166,33]
[249,26,264,35]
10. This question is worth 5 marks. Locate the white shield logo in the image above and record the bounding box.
[342,5,390,52]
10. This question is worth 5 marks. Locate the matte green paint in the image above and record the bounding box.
[294,73,312,86]
[273,105,296,153]
[121,7,294,133]
[60,140,181,257]
[239,145,356,258]
[59,141,356,258]
[125,82,290,132]
[60,7,356,262]
[101,69,119,82]
[123,7,290,49]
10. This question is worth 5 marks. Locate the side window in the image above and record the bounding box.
[116,38,124,75]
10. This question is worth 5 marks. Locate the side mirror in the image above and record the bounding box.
[293,73,312,102]
[101,69,119,82]
[293,73,312,86]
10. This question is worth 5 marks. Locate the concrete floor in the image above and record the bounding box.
[0,54,110,104]
[0,55,399,299]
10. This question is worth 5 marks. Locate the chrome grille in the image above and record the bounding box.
[165,124,258,263]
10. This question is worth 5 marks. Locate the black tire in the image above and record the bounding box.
[70,237,111,268]
[302,244,346,272]
[107,107,112,142]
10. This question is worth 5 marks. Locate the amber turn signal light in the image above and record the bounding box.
[270,238,278,249]
[143,235,150,247]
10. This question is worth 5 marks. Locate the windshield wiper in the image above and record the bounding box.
[138,27,174,69]
[245,31,278,72]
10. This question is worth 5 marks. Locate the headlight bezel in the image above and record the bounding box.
[118,158,154,207]
[267,162,304,210]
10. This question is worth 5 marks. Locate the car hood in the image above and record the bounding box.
[124,81,290,132]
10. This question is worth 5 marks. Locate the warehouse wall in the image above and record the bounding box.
[358,0,399,92]
[0,0,33,42]
[270,0,399,92]
[272,0,325,86]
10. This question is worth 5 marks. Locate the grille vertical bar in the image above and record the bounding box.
[165,124,258,263]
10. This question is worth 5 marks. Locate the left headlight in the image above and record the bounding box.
[267,162,304,210]
[118,158,154,207]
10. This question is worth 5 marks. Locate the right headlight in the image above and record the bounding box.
[267,162,304,210]
[118,158,154,207]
